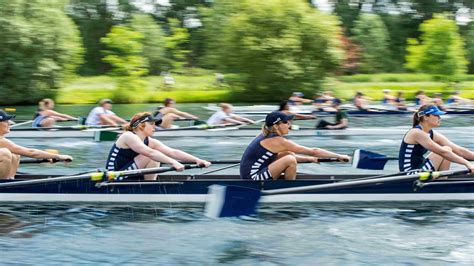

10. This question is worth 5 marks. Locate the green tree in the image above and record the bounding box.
[101,25,148,103]
[129,14,168,75]
[100,25,148,77]
[165,18,191,71]
[465,22,474,74]
[66,0,137,75]
[405,14,468,76]
[202,0,343,99]
[352,13,391,73]
[0,0,83,104]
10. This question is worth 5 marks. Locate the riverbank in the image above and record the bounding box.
[57,72,474,104]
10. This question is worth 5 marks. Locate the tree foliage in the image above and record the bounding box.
[465,22,474,74]
[165,18,191,71]
[129,14,168,75]
[100,25,148,77]
[66,0,137,75]
[0,0,84,104]
[202,0,343,99]
[405,14,467,76]
[352,13,391,73]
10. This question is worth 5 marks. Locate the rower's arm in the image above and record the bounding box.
[230,114,254,124]
[414,131,473,167]
[329,118,348,129]
[170,108,198,120]
[223,117,244,125]
[126,135,178,165]
[46,110,77,120]
[151,138,202,163]
[273,138,347,160]
[433,132,474,161]
[1,139,66,160]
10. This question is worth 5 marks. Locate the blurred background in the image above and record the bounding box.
[0,0,473,106]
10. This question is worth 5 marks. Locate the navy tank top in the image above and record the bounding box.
[240,133,278,179]
[106,136,150,171]
[398,125,433,171]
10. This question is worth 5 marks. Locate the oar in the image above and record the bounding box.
[19,158,72,164]
[10,120,33,128]
[352,149,397,170]
[0,165,202,189]
[204,169,470,218]
[206,119,265,132]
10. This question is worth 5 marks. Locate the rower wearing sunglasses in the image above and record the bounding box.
[240,111,350,180]
[398,105,474,174]
[105,112,211,180]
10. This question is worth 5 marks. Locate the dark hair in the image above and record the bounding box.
[278,100,289,111]
[164,98,174,106]
[412,104,433,127]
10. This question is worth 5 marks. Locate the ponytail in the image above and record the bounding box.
[413,104,434,127]
[261,123,274,137]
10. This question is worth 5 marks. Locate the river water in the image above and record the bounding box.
[0,103,473,264]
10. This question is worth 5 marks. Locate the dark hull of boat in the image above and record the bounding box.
[0,174,473,203]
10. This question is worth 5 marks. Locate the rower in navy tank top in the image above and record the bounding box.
[240,133,277,180]
[106,136,150,175]
[240,111,350,180]
[397,105,474,175]
[104,112,211,180]
[398,125,435,173]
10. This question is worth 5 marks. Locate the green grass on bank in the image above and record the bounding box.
[57,72,474,104]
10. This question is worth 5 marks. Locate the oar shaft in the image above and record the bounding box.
[19,158,71,164]
[263,169,470,195]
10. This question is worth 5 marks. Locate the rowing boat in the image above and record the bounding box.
[7,126,473,139]
[1,172,472,203]
[204,104,474,116]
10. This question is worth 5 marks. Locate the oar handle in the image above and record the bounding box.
[19,158,72,164]
[318,158,348,163]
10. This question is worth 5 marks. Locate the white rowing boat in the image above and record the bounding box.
[7,126,473,140]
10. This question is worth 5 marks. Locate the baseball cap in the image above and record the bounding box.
[265,111,294,127]
[99,99,113,105]
[417,105,446,117]
[332,98,342,106]
[0,110,15,122]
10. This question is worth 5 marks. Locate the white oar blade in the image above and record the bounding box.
[205,185,261,218]
[352,149,389,170]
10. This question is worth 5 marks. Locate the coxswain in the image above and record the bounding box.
[105,112,211,180]
[240,111,350,180]
[398,105,474,175]
[32,99,78,127]
[315,98,348,130]
[0,110,73,179]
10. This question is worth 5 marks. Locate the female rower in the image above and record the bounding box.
[85,99,127,126]
[153,98,199,129]
[414,90,431,106]
[278,100,316,120]
[0,110,73,179]
[207,103,254,126]
[105,112,211,180]
[398,105,474,174]
[240,111,350,180]
[32,99,77,127]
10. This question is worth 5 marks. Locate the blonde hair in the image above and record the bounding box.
[38,98,54,110]
[261,123,277,137]
[125,112,152,132]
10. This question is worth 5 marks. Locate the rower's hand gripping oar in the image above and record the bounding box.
[204,169,470,218]
[0,165,203,189]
